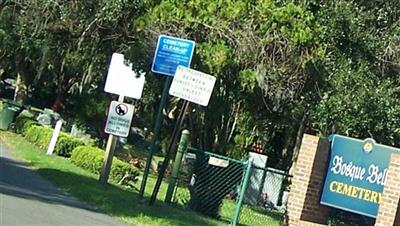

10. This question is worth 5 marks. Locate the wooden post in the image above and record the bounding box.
[99,95,124,185]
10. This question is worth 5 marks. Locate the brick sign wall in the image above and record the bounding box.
[286,134,400,226]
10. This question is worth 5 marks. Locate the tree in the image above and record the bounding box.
[310,0,400,147]
[134,0,325,165]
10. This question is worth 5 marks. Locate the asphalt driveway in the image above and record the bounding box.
[0,140,126,226]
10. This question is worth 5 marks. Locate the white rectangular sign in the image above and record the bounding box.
[169,66,216,106]
[104,53,145,99]
[105,101,134,137]
[208,157,229,168]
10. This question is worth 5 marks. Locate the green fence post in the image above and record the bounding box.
[139,76,172,198]
[232,158,253,226]
[165,129,190,203]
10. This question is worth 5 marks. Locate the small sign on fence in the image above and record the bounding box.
[208,156,229,168]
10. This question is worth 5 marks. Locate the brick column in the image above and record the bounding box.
[286,134,330,226]
[375,153,400,226]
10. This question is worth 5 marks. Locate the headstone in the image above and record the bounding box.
[244,152,268,205]
[262,168,285,207]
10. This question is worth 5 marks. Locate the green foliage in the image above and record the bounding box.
[71,146,140,183]
[226,145,247,160]
[311,59,400,146]
[2,0,400,171]
[24,125,85,157]
[309,1,400,147]
[14,115,39,135]
[226,134,252,160]
[25,125,53,149]
[55,135,85,157]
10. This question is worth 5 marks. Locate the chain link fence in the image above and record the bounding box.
[173,148,246,223]
[170,147,291,225]
[239,166,291,226]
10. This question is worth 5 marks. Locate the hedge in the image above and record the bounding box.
[15,115,39,135]
[55,135,85,157]
[25,125,53,148]
[71,146,140,183]
[25,125,84,157]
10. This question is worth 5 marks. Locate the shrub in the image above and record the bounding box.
[54,135,85,157]
[25,125,53,149]
[71,146,140,183]
[15,115,39,135]
[25,125,85,157]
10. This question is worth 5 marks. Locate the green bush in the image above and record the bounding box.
[14,115,39,135]
[25,125,53,149]
[71,146,140,183]
[54,135,85,157]
[25,125,85,157]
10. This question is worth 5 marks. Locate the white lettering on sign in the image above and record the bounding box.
[366,165,388,186]
[169,66,216,106]
[330,155,388,185]
[105,101,134,137]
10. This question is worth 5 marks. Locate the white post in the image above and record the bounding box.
[46,120,63,155]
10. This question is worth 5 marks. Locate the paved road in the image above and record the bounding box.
[0,140,126,226]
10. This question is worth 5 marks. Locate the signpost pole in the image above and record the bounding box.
[164,129,190,203]
[149,100,190,205]
[142,35,196,199]
[99,95,125,185]
[139,76,172,197]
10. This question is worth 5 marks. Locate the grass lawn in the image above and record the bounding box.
[0,131,283,226]
[0,131,224,226]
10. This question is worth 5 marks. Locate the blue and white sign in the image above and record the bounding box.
[320,135,400,218]
[151,35,195,76]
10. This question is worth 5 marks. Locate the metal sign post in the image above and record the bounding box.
[149,100,190,205]
[139,76,172,197]
[140,35,195,197]
[149,66,216,205]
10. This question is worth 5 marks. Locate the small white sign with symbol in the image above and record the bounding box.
[105,101,134,137]
[169,66,216,106]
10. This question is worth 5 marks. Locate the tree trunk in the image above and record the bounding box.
[288,112,307,175]
[52,86,65,112]
[13,72,28,104]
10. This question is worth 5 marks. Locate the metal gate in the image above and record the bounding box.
[172,147,251,225]
[165,136,291,226]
